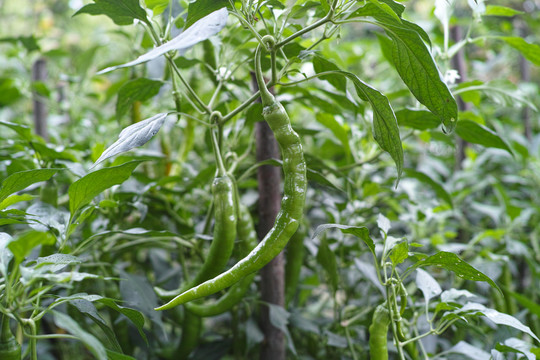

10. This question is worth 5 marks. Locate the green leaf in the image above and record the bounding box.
[316,237,339,293]
[145,0,169,16]
[508,289,540,319]
[53,311,108,360]
[325,330,348,348]
[117,270,159,341]
[412,252,500,292]
[69,161,142,215]
[404,169,453,207]
[315,113,350,154]
[0,194,35,211]
[355,3,457,132]
[312,56,347,92]
[384,27,457,132]
[0,120,33,140]
[0,211,28,226]
[0,169,58,203]
[0,78,22,107]
[107,350,136,360]
[455,79,537,110]
[306,168,344,193]
[116,78,164,119]
[395,109,440,130]
[376,32,395,66]
[31,142,78,162]
[455,120,513,155]
[355,1,431,44]
[336,71,403,180]
[70,299,122,352]
[73,0,148,26]
[185,0,230,30]
[390,240,409,266]
[245,103,263,126]
[267,304,296,355]
[61,294,146,343]
[0,35,40,52]
[484,5,524,17]
[8,231,56,265]
[498,37,540,66]
[313,224,375,257]
[368,0,402,23]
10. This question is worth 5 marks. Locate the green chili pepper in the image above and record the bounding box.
[176,310,201,359]
[184,119,238,288]
[0,315,21,360]
[369,303,390,360]
[188,173,237,287]
[185,203,257,317]
[155,37,307,311]
[285,223,305,305]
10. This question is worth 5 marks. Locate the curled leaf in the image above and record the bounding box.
[94,113,168,166]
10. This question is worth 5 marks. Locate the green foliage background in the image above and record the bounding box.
[0,0,539,359]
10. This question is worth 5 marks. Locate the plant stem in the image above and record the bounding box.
[166,55,211,114]
[276,11,334,48]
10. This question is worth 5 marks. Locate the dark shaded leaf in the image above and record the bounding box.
[116,79,164,119]
[335,71,403,180]
[316,236,339,293]
[70,299,122,352]
[354,3,457,132]
[53,311,107,360]
[185,0,230,29]
[455,120,513,155]
[313,224,375,257]
[396,109,440,130]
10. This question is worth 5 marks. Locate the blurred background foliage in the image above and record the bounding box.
[1,0,540,359]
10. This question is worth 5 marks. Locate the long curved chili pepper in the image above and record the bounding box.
[185,118,238,288]
[369,303,390,360]
[186,173,258,317]
[185,204,257,317]
[155,37,307,311]
[176,310,201,359]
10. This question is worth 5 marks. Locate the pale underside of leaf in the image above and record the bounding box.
[93,113,168,166]
[98,7,228,74]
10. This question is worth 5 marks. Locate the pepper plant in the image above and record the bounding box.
[1,0,539,359]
